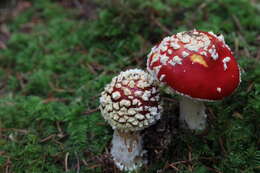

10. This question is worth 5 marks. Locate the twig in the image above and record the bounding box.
[48,81,75,93]
[231,15,243,32]
[40,134,56,143]
[234,37,239,55]
[65,152,69,172]
[75,152,80,173]
[170,157,220,172]
[199,156,220,163]
[168,163,179,171]
[198,0,214,10]
[188,145,193,172]
[73,0,83,10]
[205,165,223,173]
[162,96,178,104]
[43,97,69,104]
[4,156,11,173]
[218,137,227,155]
[151,15,171,35]
[15,73,27,89]
[56,121,63,134]
[54,140,65,150]
[0,121,2,138]
[207,108,217,128]
[89,164,101,169]
[0,128,28,134]
[83,108,99,115]
[170,160,193,165]
[86,63,98,75]
[238,34,251,57]
[231,14,251,57]
[82,159,88,166]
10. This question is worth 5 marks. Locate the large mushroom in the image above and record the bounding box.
[99,69,162,171]
[147,29,240,131]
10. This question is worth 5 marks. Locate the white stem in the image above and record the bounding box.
[111,130,146,171]
[179,96,207,131]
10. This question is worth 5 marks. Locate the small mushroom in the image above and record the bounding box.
[99,69,163,171]
[147,29,241,131]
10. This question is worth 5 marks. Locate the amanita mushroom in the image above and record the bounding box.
[99,69,162,171]
[147,29,240,131]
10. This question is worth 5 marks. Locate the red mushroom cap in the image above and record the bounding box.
[147,30,241,101]
[100,69,163,131]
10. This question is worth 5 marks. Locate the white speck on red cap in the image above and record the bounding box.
[223,57,231,71]
[170,42,181,49]
[182,51,189,58]
[112,91,121,100]
[160,54,169,65]
[159,74,165,81]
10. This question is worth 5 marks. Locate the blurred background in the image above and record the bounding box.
[0,0,259,172]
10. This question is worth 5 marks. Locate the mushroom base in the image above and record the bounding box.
[179,96,207,131]
[111,130,146,171]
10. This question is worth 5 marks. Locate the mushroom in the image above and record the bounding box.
[99,69,163,171]
[147,29,241,131]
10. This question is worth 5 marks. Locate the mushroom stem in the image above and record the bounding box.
[179,96,207,131]
[111,129,145,171]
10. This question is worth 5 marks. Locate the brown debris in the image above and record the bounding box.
[0,1,32,23]
[20,18,41,34]
[232,112,244,119]
[58,0,98,20]
[82,150,117,173]
[42,97,70,104]
[143,112,178,162]
[0,24,10,50]
[0,1,32,50]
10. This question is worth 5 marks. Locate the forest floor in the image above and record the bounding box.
[0,0,259,172]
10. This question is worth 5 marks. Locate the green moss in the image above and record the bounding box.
[0,0,259,172]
